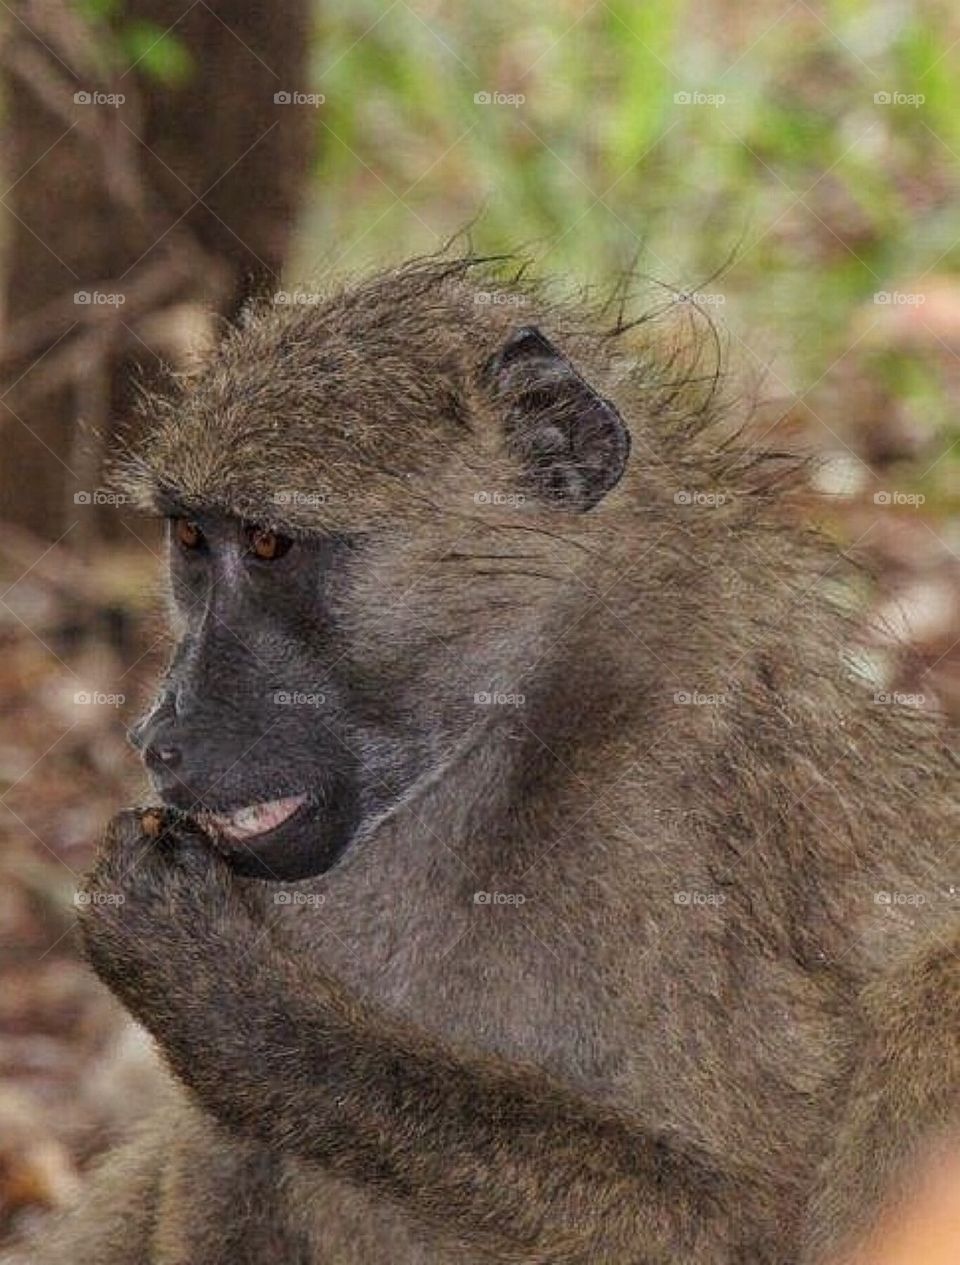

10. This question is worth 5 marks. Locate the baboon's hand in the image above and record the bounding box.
[78,808,258,1038]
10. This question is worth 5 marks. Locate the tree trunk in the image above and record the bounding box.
[0,0,315,540]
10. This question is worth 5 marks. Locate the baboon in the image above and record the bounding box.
[10,256,960,1264]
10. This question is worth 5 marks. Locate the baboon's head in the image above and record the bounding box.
[125,259,639,880]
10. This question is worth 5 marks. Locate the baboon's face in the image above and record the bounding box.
[131,322,631,880]
[132,512,367,880]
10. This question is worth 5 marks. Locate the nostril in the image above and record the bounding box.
[144,743,183,772]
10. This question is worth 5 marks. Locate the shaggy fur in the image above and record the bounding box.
[10,256,959,1264]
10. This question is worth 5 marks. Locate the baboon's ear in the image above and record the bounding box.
[483,326,630,511]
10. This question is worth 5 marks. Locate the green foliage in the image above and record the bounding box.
[72,0,194,86]
[119,20,194,87]
[295,0,959,510]
[75,0,122,19]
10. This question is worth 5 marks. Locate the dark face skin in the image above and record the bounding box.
[131,512,364,880]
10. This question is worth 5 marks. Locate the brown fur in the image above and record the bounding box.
[10,256,960,1264]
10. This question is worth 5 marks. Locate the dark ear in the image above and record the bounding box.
[483,326,630,511]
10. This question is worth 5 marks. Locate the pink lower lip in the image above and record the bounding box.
[200,793,307,841]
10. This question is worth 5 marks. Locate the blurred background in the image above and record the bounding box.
[0,0,958,1245]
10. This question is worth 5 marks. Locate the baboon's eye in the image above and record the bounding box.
[174,518,204,551]
[248,527,293,561]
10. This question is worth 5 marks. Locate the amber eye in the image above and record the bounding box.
[174,518,204,550]
[249,527,293,561]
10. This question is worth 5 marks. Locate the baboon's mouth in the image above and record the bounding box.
[199,793,308,842]
[180,777,357,881]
